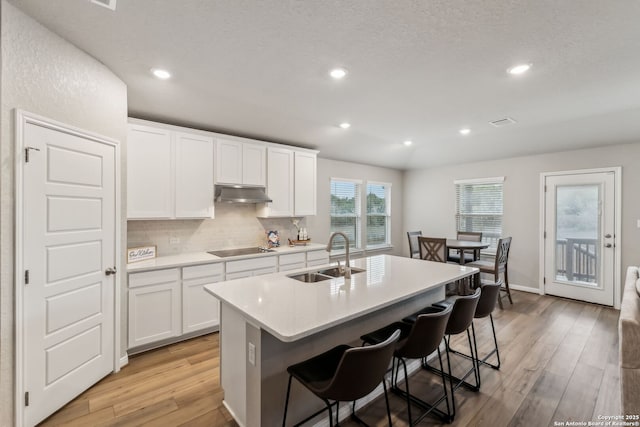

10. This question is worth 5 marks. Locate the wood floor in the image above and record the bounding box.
[39,290,621,426]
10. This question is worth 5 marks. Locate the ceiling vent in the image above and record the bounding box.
[90,0,117,11]
[489,117,517,127]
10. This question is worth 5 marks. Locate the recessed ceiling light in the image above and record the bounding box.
[403,140,413,146]
[330,68,348,79]
[507,63,532,75]
[339,122,351,129]
[459,128,471,135]
[151,68,171,79]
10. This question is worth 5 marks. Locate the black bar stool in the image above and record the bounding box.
[403,288,481,420]
[282,329,401,427]
[360,305,454,425]
[447,280,502,371]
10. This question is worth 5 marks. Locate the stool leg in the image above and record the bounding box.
[437,346,452,421]
[282,375,293,427]
[490,314,501,369]
[444,338,456,420]
[400,357,414,426]
[382,379,392,427]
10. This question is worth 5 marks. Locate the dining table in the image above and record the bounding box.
[446,239,490,265]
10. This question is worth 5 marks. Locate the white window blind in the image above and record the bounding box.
[330,179,361,249]
[366,182,391,248]
[455,177,504,251]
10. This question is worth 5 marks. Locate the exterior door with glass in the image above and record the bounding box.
[543,171,615,306]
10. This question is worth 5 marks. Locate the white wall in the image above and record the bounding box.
[0,2,128,424]
[404,142,640,293]
[305,158,404,256]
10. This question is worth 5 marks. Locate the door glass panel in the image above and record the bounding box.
[554,184,600,286]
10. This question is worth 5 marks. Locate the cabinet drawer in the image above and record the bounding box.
[279,262,306,272]
[226,256,277,274]
[129,268,180,288]
[225,270,253,281]
[279,252,305,266]
[183,263,224,280]
[306,250,329,263]
[253,266,277,276]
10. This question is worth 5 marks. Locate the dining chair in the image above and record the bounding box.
[282,329,401,427]
[418,237,447,262]
[466,237,512,309]
[448,231,483,264]
[407,231,422,259]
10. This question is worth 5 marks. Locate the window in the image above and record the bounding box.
[455,177,504,252]
[330,179,361,249]
[366,182,391,248]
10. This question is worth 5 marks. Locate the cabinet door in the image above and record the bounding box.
[307,249,330,267]
[294,151,317,216]
[260,147,293,217]
[215,138,243,184]
[175,132,214,218]
[183,276,220,333]
[127,124,173,218]
[243,142,266,186]
[128,281,180,348]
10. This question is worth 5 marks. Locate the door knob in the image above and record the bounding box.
[604,243,612,248]
[604,234,612,238]
[105,267,117,276]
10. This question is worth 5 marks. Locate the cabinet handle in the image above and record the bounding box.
[105,267,117,276]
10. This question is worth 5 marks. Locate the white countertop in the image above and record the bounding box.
[204,254,478,342]
[126,242,327,272]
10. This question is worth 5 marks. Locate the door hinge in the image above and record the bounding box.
[543,277,546,284]
[25,270,29,285]
[544,231,546,239]
[24,146,40,163]
[24,391,29,406]
[544,185,547,192]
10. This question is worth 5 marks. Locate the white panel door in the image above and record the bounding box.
[544,171,616,305]
[174,132,214,218]
[215,139,243,184]
[22,121,116,426]
[242,142,266,186]
[127,124,173,218]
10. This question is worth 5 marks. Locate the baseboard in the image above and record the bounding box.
[222,400,246,427]
[509,283,543,294]
[119,353,129,368]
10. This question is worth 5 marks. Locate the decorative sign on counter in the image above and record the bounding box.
[127,246,157,263]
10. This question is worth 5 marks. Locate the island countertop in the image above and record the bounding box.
[204,254,478,342]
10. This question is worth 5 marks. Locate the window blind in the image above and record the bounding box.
[455,178,503,251]
[330,179,361,248]
[366,182,390,247]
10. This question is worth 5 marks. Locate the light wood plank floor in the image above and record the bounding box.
[39,291,620,426]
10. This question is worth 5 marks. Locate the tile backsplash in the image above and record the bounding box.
[127,203,309,256]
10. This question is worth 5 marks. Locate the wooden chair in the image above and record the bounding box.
[407,231,422,259]
[467,237,512,309]
[418,237,447,262]
[448,231,483,264]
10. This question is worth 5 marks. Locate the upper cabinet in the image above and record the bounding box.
[215,138,266,186]
[128,122,214,220]
[258,147,317,217]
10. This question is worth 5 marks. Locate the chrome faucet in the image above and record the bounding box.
[327,232,351,279]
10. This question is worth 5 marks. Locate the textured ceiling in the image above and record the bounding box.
[10,0,640,170]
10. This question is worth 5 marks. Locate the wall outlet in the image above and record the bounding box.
[169,237,180,244]
[248,342,256,366]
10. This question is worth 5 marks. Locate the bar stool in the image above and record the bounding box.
[404,288,481,419]
[282,329,401,427]
[447,280,502,371]
[360,305,454,425]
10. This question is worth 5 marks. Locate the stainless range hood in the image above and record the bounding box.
[214,184,272,203]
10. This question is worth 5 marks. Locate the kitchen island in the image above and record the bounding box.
[204,254,478,426]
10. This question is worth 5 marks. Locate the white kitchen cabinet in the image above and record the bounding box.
[306,249,330,267]
[182,263,223,334]
[127,122,214,219]
[127,124,173,218]
[257,147,294,217]
[294,151,317,216]
[279,252,306,272]
[225,256,277,280]
[128,268,181,348]
[215,138,266,186]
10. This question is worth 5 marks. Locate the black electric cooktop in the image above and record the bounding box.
[207,247,275,257]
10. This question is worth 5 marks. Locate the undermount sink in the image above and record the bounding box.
[287,272,333,283]
[316,267,366,277]
[287,267,366,282]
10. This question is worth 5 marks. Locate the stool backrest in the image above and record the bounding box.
[418,237,447,262]
[320,329,401,401]
[446,288,481,335]
[495,237,512,272]
[475,280,502,319]
[397,305,453,359]
[407,231,422,258]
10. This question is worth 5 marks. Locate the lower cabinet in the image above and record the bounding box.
[306,249,330,267]
[128,268,181,348]
[225,256,277,280]
[279,252,306,272]
[182,263,223,334]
